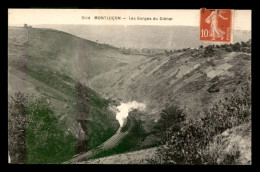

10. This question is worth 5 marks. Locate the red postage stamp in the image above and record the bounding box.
[200,9,232,43]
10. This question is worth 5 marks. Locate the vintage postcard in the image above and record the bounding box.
[8,9,251,164]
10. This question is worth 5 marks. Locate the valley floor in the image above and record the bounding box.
[78,147,158,164]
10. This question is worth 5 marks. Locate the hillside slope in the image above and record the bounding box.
[90,44,251,148]
[8,26,251,163]
[81,122,251,165]
[8,26,126,153]
[90,48,251,117]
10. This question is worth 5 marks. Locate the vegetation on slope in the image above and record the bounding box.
[8,26,251,164]
[8,93,76,164]
[152,81,251,164]
[75,83,119,152]
[84,39,251,164]
[8,27,120,163]
[27,29,118,153]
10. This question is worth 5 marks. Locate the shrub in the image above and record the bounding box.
[8,92,76,164]
[204,45,215,57]
[225,47,233,52]
[154,104,186,142]
[220,44,228,49]
[241,41,247,47]
[157,81,251,164]
[202,82,251,138]
[232,42,242,52]
[246,39,251,47]
[201,137,241,165]
[158,120,208,164]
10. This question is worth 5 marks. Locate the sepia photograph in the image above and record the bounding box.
[8,9,251,164]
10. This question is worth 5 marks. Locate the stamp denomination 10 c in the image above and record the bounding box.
[200,9,232,43]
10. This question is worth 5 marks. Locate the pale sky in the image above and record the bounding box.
[8,9,251,31]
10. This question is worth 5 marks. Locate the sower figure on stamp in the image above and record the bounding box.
[205,10,228,40]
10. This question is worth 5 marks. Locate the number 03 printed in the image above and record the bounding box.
[200,9,232,43]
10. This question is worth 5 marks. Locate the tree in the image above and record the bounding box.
[220,44,228,49]
[232,42,242,52]
[8,93,76,164]
[246,39,251,47]
[204,45,215,57]
[155,104,186,142]
[8,92,27,163]
[159,120,207,164]
[155,104,203,164]
[241,41,247,47]
[225,47,232,52]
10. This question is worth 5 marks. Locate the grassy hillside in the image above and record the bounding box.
[8,26,122,155]
[90,45,251,117]
[8,26,251,164]
[90,42,251,148]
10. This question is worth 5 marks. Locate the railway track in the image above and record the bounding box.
[63,127,129,164]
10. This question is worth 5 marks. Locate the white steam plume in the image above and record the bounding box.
[116,101,146,127]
